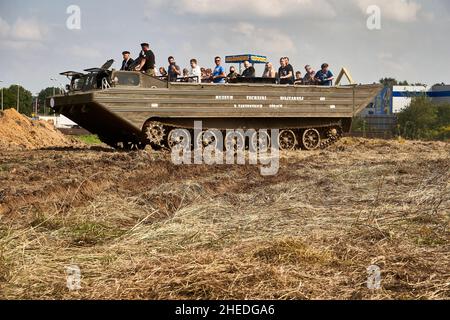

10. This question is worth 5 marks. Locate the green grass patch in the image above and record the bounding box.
[29,212,63,231]
[64,222,125,246]
[76,135,102,145]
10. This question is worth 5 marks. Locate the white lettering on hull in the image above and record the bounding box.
[216,96,234,100]
[280,96,304,101]
[234,104,263,109]
[246,96,267,100]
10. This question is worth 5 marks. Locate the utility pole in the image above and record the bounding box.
[35,93,39,116]
[0,80,3,111]
[17,84,20,112]
[50,78,57,96]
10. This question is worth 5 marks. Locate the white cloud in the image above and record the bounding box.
[353,0,422,22]
[0,16,48,49]
[377,52,393,60]
[232,22,256,37]
[1,1,448,94]
[0,17,11,37]
[229,22,296,56]
[68,45,103,60]
[11,18,46,41]
[147,0,428,23]
[0,40,46,50]
[150,0,337,19]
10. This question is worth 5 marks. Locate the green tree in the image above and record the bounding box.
[396,96,450,140]
[37,87,63,115]
[379,78,410,87]
[1,85,33,116]
[436,103,450,127]
[435,103,450,140]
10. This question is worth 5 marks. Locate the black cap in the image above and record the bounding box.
[140,43,149,47]
[122,51,130,55]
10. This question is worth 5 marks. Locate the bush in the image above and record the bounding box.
[351,117,366,132]
[397,97,450,141]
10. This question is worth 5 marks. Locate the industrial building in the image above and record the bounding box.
[357,83,449,138]
[392,84,450,113]
[362,83,450,116]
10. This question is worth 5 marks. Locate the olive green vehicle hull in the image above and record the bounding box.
[50,74,382,149]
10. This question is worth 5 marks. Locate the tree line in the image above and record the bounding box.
[350,78,450,141]
[379,78,449,141]
[397,96,450,141]
[0,85,62,116]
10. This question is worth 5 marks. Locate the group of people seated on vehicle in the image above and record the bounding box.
[120,43,334,86]
[262,57,334,86]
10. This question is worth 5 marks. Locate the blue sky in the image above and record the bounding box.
[0,0,449,93]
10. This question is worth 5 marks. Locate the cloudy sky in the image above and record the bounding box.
[0,0,449,93]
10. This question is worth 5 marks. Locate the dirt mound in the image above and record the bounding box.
[0,109,81,150]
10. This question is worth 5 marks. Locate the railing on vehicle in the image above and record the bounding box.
[102,77,111,90]
[160,76,201,83]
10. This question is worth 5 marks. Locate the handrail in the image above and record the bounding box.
[102,77,111,90]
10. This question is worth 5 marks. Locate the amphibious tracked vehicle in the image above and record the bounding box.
[50,60,382,151]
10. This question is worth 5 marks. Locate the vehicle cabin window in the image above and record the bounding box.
[116,72,140,86]
[73,77,85,91]
[83,75,96,90]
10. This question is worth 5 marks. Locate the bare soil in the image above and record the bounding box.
[0,138,449,299]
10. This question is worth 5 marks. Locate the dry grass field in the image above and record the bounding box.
[0,138,449,300]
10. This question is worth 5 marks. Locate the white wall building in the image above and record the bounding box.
[392,85,428,113]
[38,115,78,129]
[392,84,450,113]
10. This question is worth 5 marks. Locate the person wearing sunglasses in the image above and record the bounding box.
[212,56,226,84]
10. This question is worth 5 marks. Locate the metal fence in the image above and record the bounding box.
[350,115,398,139]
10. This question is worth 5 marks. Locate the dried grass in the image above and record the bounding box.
[0,137,449,299]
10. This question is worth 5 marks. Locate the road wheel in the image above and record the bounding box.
[302,129,321,150]
[278,130,297,151]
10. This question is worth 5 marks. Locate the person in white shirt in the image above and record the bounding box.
[189,58,202,83]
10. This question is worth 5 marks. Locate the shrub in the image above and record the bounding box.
[397,97,450,141]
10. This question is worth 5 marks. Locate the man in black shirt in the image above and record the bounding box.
[241,61,256,78]
[120,51,134,71]
[135,43,156,76]
[278,57,294,85]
